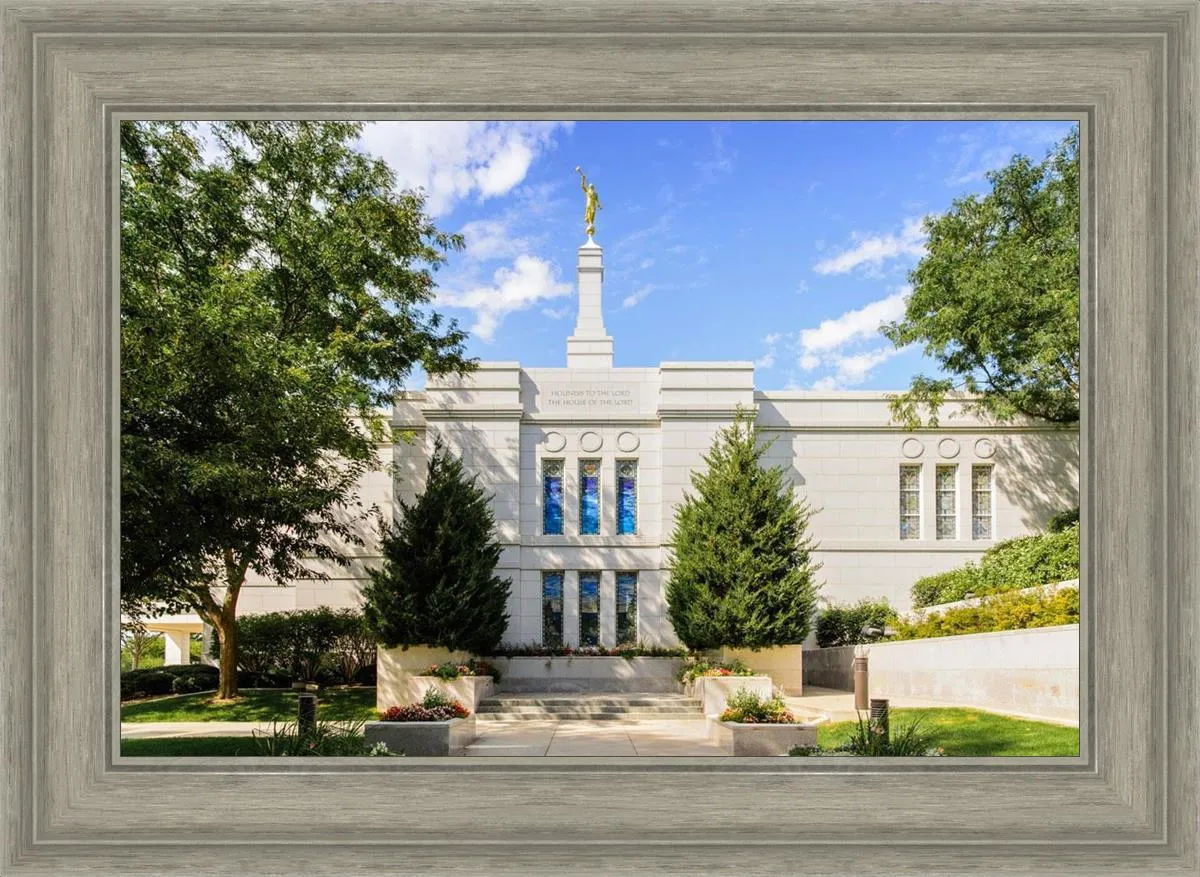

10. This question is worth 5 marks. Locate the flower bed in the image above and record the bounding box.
[425,658,499,681]
[487,643,687,658]
[707,689,817,756]
[365,690,476,756]
[676,657,756,686]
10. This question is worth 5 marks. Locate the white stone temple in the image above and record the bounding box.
[155,233,1079,660]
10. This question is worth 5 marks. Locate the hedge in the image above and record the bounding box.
[815,600,897,648]
[888,587,1079,641]
[119,663,295,701]
[910,523,1079,608]
[212,607,376,686]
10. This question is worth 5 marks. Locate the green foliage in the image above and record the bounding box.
[485,643,688,658]
[1047,506,1080,532]
[120,664,219,700]
[792,712,940,757]
[884,130,1079,427]
[815,599,898,648]
[910,523,1080,607]
[719,688,796,724]
[666,407,823,649]
[425,659,498,682]
[676,657,755,686]
[213,607,375,684]
[250,719,393,757]
[119,121,474,697]
[361,440,511,654]
[889,586,1079,641]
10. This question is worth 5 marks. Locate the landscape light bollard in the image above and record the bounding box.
[852,655,869,711]
[297,693,317,735]
[869,697,890,743]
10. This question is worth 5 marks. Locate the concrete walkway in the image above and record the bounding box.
[122,718,730,756]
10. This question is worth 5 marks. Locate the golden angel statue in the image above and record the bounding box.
[575,166,601,238]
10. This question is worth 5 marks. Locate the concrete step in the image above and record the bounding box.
[479,711,707,722]
[476,692,704,722]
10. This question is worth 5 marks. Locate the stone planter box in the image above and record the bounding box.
[489,656,685,693]
[688,675,774,716]
[375,645,473,712]
[714,645,805,695]
[708,717,818,756]
[363,715,477,756]
[378,674,495,713]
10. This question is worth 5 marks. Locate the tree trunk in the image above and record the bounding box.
[215,615,239,699]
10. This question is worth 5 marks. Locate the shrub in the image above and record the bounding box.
[719,688,796,724]
[815,599,897,648]
[251,719,395,757]
[791,712,943,757]
[910,523,1079,608]
[486,643,688,658]
[120,663,218,700]
[1047,506,1080,532]
[425,658,498,681]
[217,607,374,685]
[379,688,471,722]
[676,657,755,686]
[362,439,511,654]
[889,586,1079,641]
[666,407,823,650]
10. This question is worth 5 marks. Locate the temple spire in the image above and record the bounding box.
[566,237,614,369]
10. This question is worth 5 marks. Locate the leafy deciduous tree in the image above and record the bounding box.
[120,121,473,698]
[884,129,1080,427]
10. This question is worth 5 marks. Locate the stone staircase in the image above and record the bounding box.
[476,692,705,722]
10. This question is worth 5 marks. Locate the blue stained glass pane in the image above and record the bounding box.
[617,475,637,535]
[615,572,638,645]
[542,571,563,647]
[579,463,600,535]
[543,475,563,535]
[579,572,600,647]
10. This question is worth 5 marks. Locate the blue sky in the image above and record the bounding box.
[352,120,1078,391]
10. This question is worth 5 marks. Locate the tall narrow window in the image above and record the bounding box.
[542,571,564,647]
[615,572,638,646]
[899,465,921,540]
[579,459,601,535]
[578,572,600,647]
[972,465,994,540]
[616,460,638,535]
[935,465,957,540]
[542,459,564,535]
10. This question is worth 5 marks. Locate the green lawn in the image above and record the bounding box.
[121,686,377,723]
[121,736,261,757]
[816,708,1079,757]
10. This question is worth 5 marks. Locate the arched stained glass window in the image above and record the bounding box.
[616,460,637,535]
[579,459,601,535]
[542,459,564,535]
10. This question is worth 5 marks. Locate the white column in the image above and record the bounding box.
[600,570,616,647]
[164,629,191,665]
[564,570,580,647]
[566,238,614,368]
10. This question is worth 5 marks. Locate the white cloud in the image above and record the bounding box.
[541,305,572,320]
[814,218,927,275]
[355,121,572,215]
[458,218,529,262]
[798,290,908,354]
[621,285,655,310]
[764,288,914,389]
[943,121,1077,187]
[438,255,571,342]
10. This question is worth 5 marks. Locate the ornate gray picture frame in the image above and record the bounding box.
[1,1,1196,874]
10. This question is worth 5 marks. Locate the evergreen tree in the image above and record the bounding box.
[361,440,511,654]
[666,408,822,650]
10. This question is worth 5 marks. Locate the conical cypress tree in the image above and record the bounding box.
[666,407,822,649]
[361,439,511,654]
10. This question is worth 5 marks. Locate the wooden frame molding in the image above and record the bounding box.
[1,1,1196,874]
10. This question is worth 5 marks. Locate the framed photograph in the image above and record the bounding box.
[2,1,1196,874]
